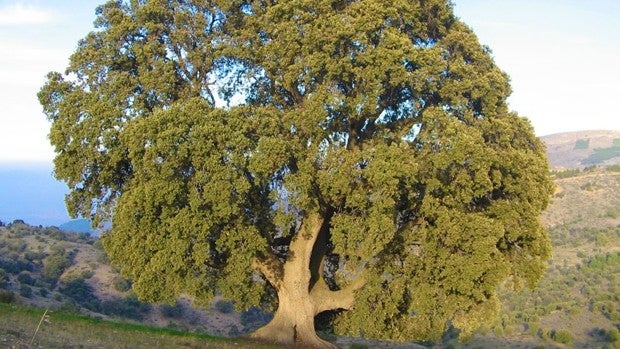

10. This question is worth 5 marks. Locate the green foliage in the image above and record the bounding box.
[99,295,152,321]
[215,299,234,314]
[0,290,15,304]
[0,268,7,288]
[19,285,33,298]
[160,301,185,319]
[240,307,273,333]
[41,247,74,284]
[574,139,590,150]
[605,327,620,343]
[40,0,553,342]
[24,251,47,262]
[552,329,573,345]
[112,277,132,292]
[17,271,36,286]
[552,168,581,178]
[59,277,99,311]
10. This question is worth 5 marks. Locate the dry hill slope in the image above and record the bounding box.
[541,130,620,169]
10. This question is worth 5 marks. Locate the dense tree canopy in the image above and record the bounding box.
[39,0,553,347]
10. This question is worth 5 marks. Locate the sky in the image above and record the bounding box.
[0,0,619,165]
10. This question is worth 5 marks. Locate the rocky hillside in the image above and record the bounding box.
[541,130,620,169]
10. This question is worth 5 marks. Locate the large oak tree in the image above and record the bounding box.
[39,0,553,347]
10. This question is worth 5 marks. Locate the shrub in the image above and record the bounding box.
[17,271,36,286]
[100,294,152,321]
[19,285,33,298]
[0,268,7,288]
[6,240,27,252]
[112,277,132,292]
[553,329,573,345]
[539,328,553,340]
[24,251,47,262]
[41,248,73,284]
[0,290,16,303]
[526,322,539,336]
[215,299,234,314]
[59,277,100,311]
[240,306,273,332]
[604,327,620,343]
[552,168,581,179]
[161,301,185,318]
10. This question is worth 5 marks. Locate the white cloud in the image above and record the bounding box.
[0,3,56,25]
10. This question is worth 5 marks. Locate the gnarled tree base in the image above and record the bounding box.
[250,311,338,349]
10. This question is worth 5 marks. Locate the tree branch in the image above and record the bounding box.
[310,275,366,314]
[253,254,283,290]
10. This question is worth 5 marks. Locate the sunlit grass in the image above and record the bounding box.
[0,303,279,348]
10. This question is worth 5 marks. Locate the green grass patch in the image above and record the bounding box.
[0,303,279,348]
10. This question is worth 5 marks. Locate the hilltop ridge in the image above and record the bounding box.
[541,130,620,169]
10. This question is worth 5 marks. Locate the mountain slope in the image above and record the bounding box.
[541,130,620,169]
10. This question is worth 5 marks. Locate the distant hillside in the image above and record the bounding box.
[541,130,620,169]
[59,219,97,235]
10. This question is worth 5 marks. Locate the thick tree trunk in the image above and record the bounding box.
[251,213,363,348]
[250,289,337,348]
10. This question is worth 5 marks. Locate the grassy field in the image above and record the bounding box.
[0,303,279,349]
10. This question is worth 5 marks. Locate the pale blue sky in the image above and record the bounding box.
[0,0,619,163]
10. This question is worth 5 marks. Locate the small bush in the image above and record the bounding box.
[215,299,234,314]
[0,290,16,303]
[19,285,33,298]
[59,277,100,311]
[0,268,7,288]
[526,322,539,336]
[41,248,73,284]
[24,251,47,262]
[604,327,620,343]
[240,306,273,332]
[17,271,36,286]
[553,329,573,345]
[100,294,152,321]
[161,301,185,318]
[539,328,553,340]
[112,277,132,292]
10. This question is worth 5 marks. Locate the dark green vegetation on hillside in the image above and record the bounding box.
[0,222,273,338]
[39,1,553,346]
[0,223,152,320]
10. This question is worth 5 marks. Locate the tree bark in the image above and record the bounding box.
[250,288,337,348]
[250,213,360,348]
